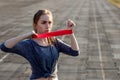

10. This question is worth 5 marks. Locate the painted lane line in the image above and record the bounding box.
[93,0,106,80]
[0,53,9,62]
[0,43,10,63]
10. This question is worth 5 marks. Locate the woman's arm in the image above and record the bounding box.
[66,19,79,51]
[69,33,79,51]
[4,31,34,48]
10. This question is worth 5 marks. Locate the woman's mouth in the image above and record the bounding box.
[45,29,50,32]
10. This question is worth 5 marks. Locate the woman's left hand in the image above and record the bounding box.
[66,19,76,29]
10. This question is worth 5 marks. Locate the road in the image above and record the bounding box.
[0,0,120,80]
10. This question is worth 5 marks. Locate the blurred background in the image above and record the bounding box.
[0,0,120,80]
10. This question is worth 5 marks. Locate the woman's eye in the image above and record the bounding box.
[48,21,52,24]
[41,21,47,24]
[41,21,52,24]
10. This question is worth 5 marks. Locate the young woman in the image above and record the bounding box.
[0,9,79,80]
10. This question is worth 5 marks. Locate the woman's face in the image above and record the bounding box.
[34,14,53,34]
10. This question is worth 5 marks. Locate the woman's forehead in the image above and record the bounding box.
[39,14,52,21]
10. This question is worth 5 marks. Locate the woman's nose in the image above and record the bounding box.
[45,23,51,28]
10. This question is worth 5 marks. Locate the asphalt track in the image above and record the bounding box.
[0,0,120,80]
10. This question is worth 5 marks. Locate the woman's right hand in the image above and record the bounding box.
[66,19,76,30]
[24,31,37,39]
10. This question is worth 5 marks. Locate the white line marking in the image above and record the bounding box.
[93,1,106,80]
[0,53,9,62]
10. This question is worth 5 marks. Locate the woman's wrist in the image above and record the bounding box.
[68,29,74,36]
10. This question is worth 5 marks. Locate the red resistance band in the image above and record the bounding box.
[32,29,73,38]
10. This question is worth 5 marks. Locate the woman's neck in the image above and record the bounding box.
[33,38,49,46]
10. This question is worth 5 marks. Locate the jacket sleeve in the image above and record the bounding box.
[55,38,79,56]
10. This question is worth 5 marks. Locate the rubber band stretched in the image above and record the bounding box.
[32,29,73,38]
